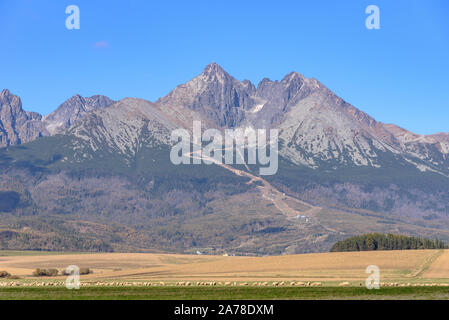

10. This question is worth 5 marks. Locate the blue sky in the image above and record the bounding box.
[0,0,448,134]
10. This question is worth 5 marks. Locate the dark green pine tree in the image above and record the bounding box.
[330,233,448,252]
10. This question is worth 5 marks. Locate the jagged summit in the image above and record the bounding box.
[0,89,45,147]
[43,94,114,134]
[281,71,305,82]
[158,63,255,127]
[1,88,11,96]
[0,89,21,108]
[202,62,227,75]
[0,89,114,146]
[199,62,238,87]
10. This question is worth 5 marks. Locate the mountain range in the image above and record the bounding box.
[0,63,448,255]
[0,89,114,147]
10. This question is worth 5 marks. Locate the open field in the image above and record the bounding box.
[0,249,448,283]
[1,250,449,299]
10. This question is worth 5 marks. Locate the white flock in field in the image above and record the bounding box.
[1,281,448,287]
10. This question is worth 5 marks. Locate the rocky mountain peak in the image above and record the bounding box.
[0,89,20,110]
[257,77,275,88]
[1,88,11,98]
[281,71,305,83]
[158,63,256,127]
[0,89,45,147]
[241,79,256,93]
[202,62,227,75]
[43,94,114,134]
[68,93,84,101]
[198,62,234,85]
[252,72,309,120]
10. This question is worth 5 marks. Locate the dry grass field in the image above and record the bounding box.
[1,249,448,285]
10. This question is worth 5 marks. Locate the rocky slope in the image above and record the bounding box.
[157,62,255,128]
[0,89,114,147]
[0,89,46,147]
[43,94,114,134]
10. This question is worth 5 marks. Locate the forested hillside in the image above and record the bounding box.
[330,233,447,252]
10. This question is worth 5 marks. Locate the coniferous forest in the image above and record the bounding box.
[330,233,447,252]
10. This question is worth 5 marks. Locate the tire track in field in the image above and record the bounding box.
[406,249,444,278]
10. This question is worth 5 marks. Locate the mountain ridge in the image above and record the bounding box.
[1,63,448,175]
[0,63,448,254]
[0,89,114,148]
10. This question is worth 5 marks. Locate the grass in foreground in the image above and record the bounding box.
[1,286,449,300]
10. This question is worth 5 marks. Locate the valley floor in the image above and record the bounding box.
[1,249,449,299]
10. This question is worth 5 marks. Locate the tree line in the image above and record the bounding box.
[330,233,447,252]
